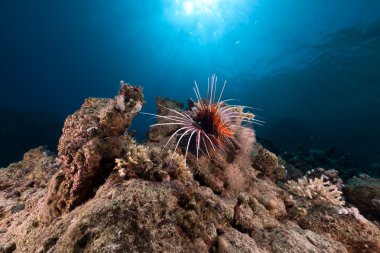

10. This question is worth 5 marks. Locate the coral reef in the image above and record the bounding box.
[1,83,380,253]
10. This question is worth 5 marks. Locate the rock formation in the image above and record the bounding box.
[344,176,380,221]
[1,82,379,253]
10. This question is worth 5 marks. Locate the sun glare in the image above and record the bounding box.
[182,0,218,16]
[165,0,256,42]
[183,1,194,15]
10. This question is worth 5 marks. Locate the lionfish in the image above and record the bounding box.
[143,75,263,160]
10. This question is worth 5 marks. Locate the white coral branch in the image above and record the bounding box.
[285,175,345,206]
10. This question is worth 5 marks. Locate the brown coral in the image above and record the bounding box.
[42,83,144,220]
[251,146,287,181]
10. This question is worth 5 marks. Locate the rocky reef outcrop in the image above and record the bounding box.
[1,82,379,253]
[344,176,380,221]
[40,83,144,221]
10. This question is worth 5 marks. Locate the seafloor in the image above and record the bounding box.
[0,83,379,253]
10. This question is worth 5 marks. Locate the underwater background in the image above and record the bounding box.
[1,0,379,175]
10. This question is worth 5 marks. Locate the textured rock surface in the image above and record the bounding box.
[0,147,58,250]
[255,222,347,253]
[1,86,380,253]
[42,83,144,219]
[287,199,380,252]
[251,145,287,182]
[343,177,380,220]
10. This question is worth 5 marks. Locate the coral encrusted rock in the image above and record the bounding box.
[251,145,287,181]
[1,87,380,253]
[42,83,143,220]
[343,177,380,220]
[287,203,380,252]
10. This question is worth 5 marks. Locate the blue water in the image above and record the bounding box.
[1,0,380,168]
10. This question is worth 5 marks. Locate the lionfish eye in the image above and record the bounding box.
[193,121,201,128]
